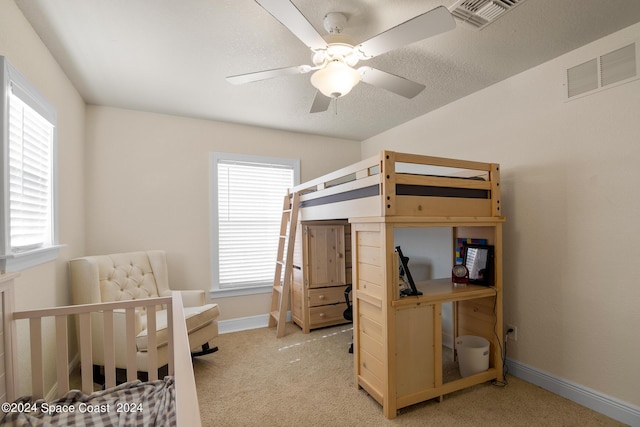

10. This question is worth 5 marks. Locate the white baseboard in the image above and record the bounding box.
[219,311,291,334]
[506,357,640,427]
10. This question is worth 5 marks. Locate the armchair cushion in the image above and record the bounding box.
[136,304,220,352]
[159,289,207,307]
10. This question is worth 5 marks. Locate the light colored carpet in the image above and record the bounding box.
[193,323,624,427]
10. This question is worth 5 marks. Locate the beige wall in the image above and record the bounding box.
[0,1,86,393]
[362,23,640,407]
[84,106,361,321]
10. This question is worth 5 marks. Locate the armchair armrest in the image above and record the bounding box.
[159,289,206,307]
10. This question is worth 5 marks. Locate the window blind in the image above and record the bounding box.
[217,160,294,289]
[8,92,54,251]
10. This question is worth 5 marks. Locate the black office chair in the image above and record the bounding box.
[343,285,353,353]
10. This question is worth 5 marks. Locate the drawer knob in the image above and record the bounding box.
[319,313,325,317]
[319,295,325,300]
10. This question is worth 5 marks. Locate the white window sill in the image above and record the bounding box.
[209,284,273,298]
[0,244,65,273]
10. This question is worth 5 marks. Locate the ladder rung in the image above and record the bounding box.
[276,260,284,266]
[273,285,283,294]
[270,310,280,320]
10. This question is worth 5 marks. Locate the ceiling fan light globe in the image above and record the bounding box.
[310,60,361,98]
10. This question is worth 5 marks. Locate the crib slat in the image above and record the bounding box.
[167,302,174,376]
[147,305,158,381]
[103,310,116,389]
[125,307,137,382]
[29,318,44,399]
[78,312,93,394]
[55,315,69,397]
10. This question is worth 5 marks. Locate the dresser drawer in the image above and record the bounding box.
[308,285,349,307]
[309,304,348,326]
[359,347,384,394]
[359,315,383,348]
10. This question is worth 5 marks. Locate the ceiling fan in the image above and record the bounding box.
[226,0,456,113]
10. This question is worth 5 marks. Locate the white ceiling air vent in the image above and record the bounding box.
[449,0,527,30]
[566,42,638,100]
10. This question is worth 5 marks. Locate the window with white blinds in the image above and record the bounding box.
[8,94,54,251]
[210,153,299,296]
[1,56,59,273]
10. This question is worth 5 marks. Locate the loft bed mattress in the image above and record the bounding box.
[293,151,502,221]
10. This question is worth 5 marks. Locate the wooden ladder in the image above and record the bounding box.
[269,191,299,338]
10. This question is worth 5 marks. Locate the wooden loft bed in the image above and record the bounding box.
[289,151,506,419]
[292,150,502,221]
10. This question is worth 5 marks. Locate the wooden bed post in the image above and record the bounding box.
[0,273,18,403]
[381,151,397,216]
[490,163,501,217]
[382,221,396,418]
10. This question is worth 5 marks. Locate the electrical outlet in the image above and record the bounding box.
[506,324,518,341]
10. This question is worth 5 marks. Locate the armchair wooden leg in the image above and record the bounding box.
[191,342,219,358]
[93,365,105,388]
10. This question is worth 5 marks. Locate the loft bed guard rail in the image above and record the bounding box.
[291,150,501,221]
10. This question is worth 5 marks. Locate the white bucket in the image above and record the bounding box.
[456,335,490,377]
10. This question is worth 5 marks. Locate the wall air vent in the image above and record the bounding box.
[566,42,638,100]
[567,59,598,98]
[600,43,636,88]
[449,0,527,30]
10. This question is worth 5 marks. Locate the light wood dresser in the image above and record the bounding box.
[291,221,351,333]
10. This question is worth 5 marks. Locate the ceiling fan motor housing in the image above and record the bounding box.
[312,42,359,67]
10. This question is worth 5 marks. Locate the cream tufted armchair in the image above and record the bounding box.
[69,250,219,379]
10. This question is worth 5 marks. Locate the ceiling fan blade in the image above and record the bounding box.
[356,6,455,59]
[226,65,312,85]
[310,91,331,113]
[255,0,327,50]
[359,67,425,99]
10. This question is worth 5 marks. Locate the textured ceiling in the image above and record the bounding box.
[15,0,640,141]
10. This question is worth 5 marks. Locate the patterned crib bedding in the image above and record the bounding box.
[0,376,175,427]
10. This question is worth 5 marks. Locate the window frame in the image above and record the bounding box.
[209,152,300,298]
[0,57,61,273]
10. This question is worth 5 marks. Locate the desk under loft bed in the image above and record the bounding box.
[290,151,505,419]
